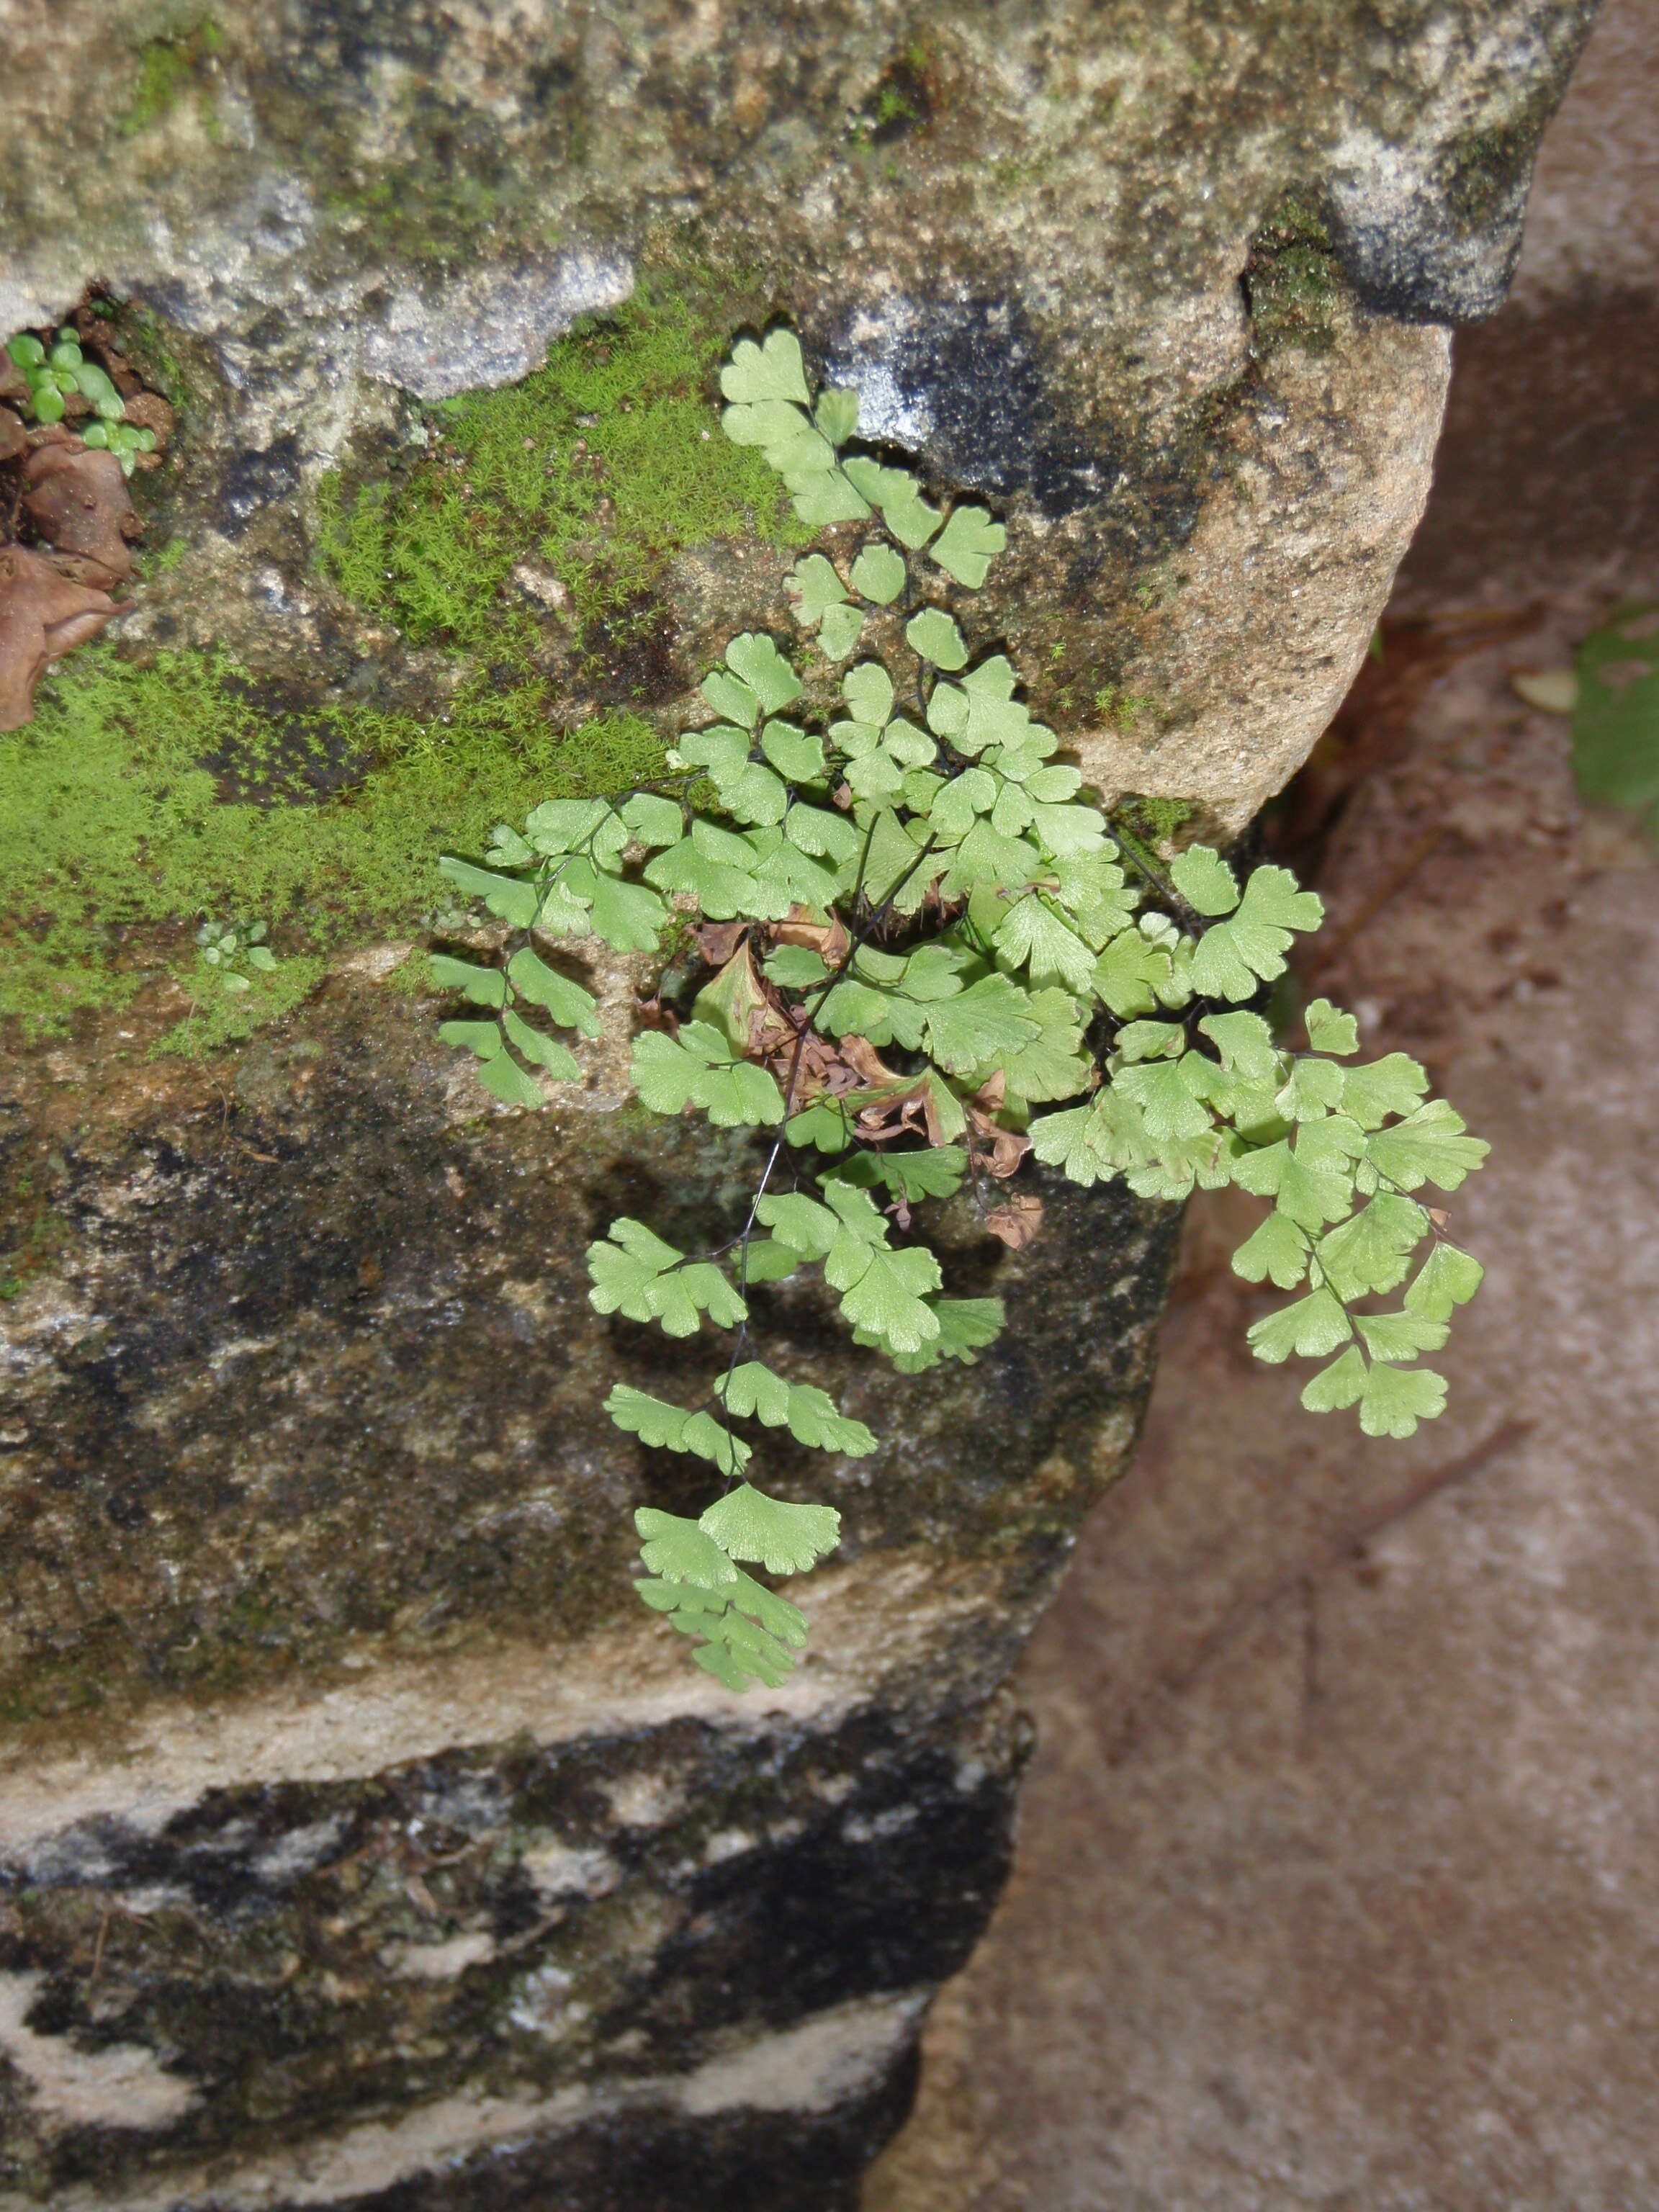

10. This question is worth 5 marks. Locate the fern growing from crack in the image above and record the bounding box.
[428,328,1489,1692]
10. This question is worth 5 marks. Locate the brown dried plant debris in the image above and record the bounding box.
[22,433,142,588]
[0,544,132,731]
[983,1193,1045,1249]
[772,907,853,965]
[691,920,750,966]
[0,320,173,721]
[967,1071,1034,1179]
[685,920,1038,1213]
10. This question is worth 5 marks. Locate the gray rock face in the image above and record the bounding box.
[0,1,1591,2205]
[1326,0,1596,320]
[1398,0,1659,608]
[1,0,1594,827]
[0,979,1175,2209]
[361,251,637,403]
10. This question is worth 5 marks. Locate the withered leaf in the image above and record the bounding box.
[974,1071,1008,1113]
[22,438,141,588]
[693,920,749,966]
[984,1194,1045,1249]
[772,904,852,964]
[0,544,130,731]
[974,1125,1032,1179]
[838,1034,907,1090]
[0,407,26,464]
[854,1076,953,1148]
[967,1074,1032,1179]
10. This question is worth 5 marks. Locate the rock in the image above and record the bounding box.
[0,975,1177,2209]
[1397,0,1659,608]
[1,0,1592,823]
[363,250,637,403]
[1324,0,1597,321]
[0,1,1594,2203]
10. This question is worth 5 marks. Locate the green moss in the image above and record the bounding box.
[121,21,222,137]
[320,168,506,270]
[2,287,816,1047]
[0,1197,68,1305]
[1093,683,1156,731]
[108,301,193,412]
[318,289,802,645]
[1110,793,1193,849]
[152,954,331,1058]
[1244,194,1339,355]
[1,648,663,1038]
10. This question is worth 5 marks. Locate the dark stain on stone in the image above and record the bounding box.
[1,1700,1029,2204]
[822,295,1118,519]
[0,982,1177,1725]
[1326,1,1596,326]
[865,52,932,146]
[526,50,580,112]
[293,0,457,85]
[579,593,683,707]
[218,433,303,537]
[343,2091,907,2211]
[203,669,377,805]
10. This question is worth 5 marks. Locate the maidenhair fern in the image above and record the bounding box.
[428,327,1488,1691]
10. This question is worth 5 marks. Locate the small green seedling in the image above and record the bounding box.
[4,328,151,472]
[195,917,277,993]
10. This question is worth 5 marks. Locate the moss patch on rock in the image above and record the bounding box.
[1,290,806,1042]
[1,647,662,1036]
[1244,195,1341,356]
[316,289,803,646]
[121,19,225,138]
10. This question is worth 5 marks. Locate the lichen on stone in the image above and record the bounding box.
[1243,195,1342,356]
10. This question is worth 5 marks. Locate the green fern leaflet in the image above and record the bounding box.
[427,328,1491,1691]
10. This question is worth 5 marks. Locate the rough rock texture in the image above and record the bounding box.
[0,972,1177,2210]
[1,0,1593,830]
[1398,0,1659,606]
[0,1,1596,2206]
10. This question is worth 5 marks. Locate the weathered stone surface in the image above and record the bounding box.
[0,1,1596,2204]
[0,967,1175,2208]
[1,0,1593,829]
